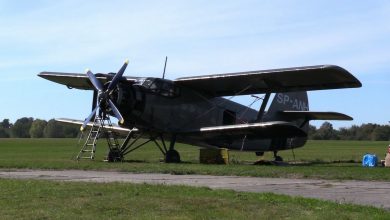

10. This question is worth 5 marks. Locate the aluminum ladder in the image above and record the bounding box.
[76,116,120,160]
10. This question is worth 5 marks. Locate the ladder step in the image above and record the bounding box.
[77,116,119,160]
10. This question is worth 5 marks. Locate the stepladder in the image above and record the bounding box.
[76,115,121,161]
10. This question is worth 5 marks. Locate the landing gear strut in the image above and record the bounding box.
[163,135,181,163]
[151,134,181,163]
[273,151,283,162]
[165,149,181,163]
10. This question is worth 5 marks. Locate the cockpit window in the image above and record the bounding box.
[136,78,180,97]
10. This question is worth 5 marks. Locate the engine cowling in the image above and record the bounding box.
[108,83,145,124]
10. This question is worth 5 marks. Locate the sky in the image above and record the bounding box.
[0,0,389,128]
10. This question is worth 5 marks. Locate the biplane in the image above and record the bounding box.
[38,60,361,162]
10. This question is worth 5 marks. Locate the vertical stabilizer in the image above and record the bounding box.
[266,91,309,130]
[265,92,309,150]
[268,92,309,114]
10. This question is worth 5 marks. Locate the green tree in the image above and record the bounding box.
[313,122,339,140]
[0,127,9,138]
[338,126,357,140]
[307,124,317,139]
[62,124,79,138]
[371,126,390,141]
[43,119,80,138]
[0,119,11,138]
[11,117,33,138]
[355,123,378,140]
[29,119,48,138]
[0,119,11,128]
[43,119,64,138]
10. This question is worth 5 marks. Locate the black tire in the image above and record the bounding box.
[106,149,123,162]
[255,151,264,156]
[274,155,283,162]
[165,149,181,163]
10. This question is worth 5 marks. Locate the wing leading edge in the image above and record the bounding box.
[184,121,307,139]
[175,65,361,97]
[55,118,136,135]
[38,72,138,90]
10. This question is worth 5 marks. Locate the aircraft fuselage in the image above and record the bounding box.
[113,77,307,152]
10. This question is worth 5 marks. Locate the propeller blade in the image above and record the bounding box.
[108,99,124,124]
[108,59,129,91]
[80,106,99,131]
[86,69,104,92]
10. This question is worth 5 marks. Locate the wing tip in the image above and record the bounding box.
[323,65,362,88]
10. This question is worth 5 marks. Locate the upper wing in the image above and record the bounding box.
[38,72,138,90]
[174,65,361,97]
[279,111,353,121]
[183,121,307,139]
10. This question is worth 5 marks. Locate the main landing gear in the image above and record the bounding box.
[117,130,181,163]
[273,151,283,162]
[159,135,181,163]
[254,151,284,165]
[165,149,181,163]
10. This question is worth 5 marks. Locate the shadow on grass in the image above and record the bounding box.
[120,159,195,165]
[121,159,148,163]
[253,159,361,167]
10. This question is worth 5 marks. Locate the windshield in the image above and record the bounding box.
[138,78,180,97]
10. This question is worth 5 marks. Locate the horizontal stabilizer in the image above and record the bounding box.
[175,65,361,97]
[185,121,307,139]
[279,111,353,121]
[38,72,138,90]
[55,118,136,135]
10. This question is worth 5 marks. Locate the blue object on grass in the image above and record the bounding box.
[362,154,378,167]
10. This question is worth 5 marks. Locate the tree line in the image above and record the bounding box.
[309,122,390,141]
[1,117,389,140]
[0,118,79,138]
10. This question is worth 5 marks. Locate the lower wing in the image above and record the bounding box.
[55,118,136,135]
[183,121,307,140]
[57,118,306,140]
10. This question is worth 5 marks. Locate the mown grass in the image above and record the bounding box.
[0,179,388,219]
[0,139,389,180]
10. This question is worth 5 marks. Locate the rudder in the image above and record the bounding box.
[265,92,309,150]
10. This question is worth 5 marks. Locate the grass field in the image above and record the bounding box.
[0,138,389,218]
[0,138,389,180]
[0,179,388,219]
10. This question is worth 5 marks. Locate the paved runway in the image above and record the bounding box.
[1,169,389,210]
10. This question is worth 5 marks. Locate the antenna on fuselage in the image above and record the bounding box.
[162,56,168,79]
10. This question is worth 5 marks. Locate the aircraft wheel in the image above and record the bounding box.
[255,152,264,156]
[165,149,181,163]
[274,155,283,162]
[106,149,123,162]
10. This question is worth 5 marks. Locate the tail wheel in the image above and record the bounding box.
[165,149,181,163]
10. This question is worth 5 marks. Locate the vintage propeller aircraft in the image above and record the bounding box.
[38,59,361,162]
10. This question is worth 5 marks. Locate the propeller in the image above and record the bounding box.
[80,59,129,131]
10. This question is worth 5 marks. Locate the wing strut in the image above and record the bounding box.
[256,93,271,122]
